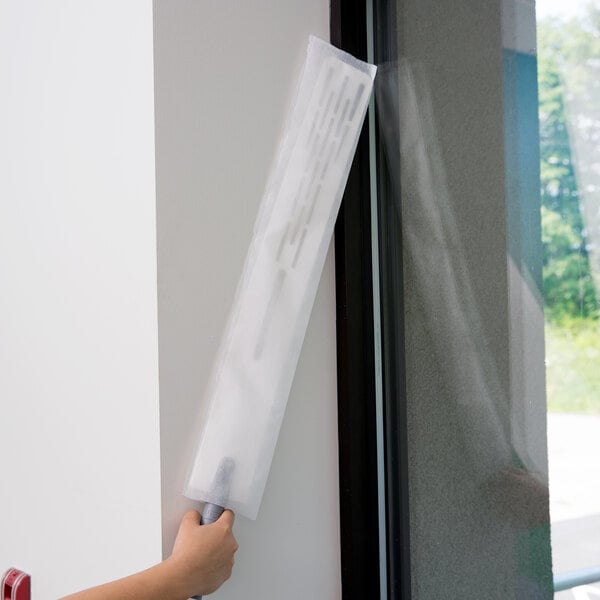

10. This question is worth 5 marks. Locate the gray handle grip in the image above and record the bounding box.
[201,502,226,526]
[190,458,234,599]
[190,502,225,600]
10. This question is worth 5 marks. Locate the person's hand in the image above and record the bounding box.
[167,509,238,597]
[484,466,550,528]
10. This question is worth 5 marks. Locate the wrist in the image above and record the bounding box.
[156,558,193,600]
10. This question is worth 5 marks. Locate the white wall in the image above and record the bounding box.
[153,1,341,599]
[1,1,341,599]
[0,2,161,598]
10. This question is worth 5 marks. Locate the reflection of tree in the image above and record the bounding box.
[538,5,600,321]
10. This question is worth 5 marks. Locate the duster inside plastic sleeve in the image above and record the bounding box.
[184,36,376,520]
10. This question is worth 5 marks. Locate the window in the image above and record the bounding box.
[334,1,599,598]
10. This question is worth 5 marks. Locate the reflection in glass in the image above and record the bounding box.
[372,0,554,597]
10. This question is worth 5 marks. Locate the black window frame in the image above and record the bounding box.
[332,1,411,598]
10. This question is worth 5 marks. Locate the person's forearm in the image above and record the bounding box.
[60,509,237,599]
[60,558,189,600]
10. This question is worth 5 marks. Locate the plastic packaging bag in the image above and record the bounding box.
[184,36,376,520]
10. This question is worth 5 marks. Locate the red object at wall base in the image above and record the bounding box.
[1,569,31,600]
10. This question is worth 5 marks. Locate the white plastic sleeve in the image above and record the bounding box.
[184,36,376,520]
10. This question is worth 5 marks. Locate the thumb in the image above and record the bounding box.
[217,509,235,528]
[180,509,201,531]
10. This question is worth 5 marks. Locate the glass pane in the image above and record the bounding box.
[372,0,561,597]
[537,1,600,598]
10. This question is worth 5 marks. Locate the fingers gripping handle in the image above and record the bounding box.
[190,458,234,599]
